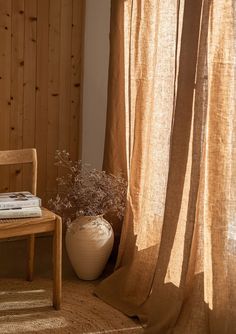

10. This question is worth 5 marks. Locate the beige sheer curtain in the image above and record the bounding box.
[95,0,236,333]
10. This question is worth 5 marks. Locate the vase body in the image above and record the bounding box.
[65,215,114,280]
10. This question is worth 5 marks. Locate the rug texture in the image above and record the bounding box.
[0,278,143,334]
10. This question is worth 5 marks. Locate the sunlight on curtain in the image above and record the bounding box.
[96,0,236,333]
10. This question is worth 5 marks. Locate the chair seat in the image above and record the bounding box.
[0,208,57,239]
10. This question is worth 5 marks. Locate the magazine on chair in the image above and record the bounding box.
[0,206,42,219]
[0,191,41,210]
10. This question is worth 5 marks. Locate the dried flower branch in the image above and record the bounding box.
[49,150,127,222]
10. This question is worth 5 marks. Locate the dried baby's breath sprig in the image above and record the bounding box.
[49,150,127,222]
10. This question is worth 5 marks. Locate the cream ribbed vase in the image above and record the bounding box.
[65,215,114,280]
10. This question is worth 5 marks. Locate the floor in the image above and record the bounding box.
[0,237,143,334]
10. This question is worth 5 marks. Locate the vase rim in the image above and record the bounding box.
[78,214,104,218]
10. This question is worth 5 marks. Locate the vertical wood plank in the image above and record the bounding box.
[10,0,25,192]
[59,0,72,154]
[70,0,85,161]
[46,0,61,199]
[22,0,37,192]
[35,0,49,200]
[0,0,84,199]
[0,0,12,192]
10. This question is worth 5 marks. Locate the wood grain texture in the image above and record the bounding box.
[53,215,62,310]
[0,1,12,192]
[0,147,37,196]
[0,148,37,165]
[10,0,25,192]
[0,0,84,202]
[35,0,49,197]
[27,233,35,281]
[22,0,37,193]
[47,0,61,196]
[59,0,72,154]
[70,0,85,161]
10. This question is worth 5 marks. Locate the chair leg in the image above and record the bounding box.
[53,216,62,310]
[27,234,35,281]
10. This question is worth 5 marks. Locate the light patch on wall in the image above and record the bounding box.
[82,0,110,169]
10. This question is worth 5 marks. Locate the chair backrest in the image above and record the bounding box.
[0,149,37,195]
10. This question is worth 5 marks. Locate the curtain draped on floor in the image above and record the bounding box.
[95,0,236,333]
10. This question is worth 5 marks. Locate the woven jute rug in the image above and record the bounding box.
[0,277,143,334]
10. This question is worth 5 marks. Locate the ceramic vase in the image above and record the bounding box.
[65,215,114,280]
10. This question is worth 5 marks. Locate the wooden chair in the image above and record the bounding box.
[0,148,62,310]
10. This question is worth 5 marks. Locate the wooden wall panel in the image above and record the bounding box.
[71,0,84,161]
[35,0,49,197]
[0,1,11,192]
[0,0,85,204]
[10,0,24,191]
[46,0,61,196]
[22,0,37,192]
[59,0,73,160]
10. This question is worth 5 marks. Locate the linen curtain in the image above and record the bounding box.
[96,0,236,333]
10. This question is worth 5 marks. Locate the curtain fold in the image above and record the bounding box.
[96,0,236,333]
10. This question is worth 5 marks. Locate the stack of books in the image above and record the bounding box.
[0,191,42,219]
